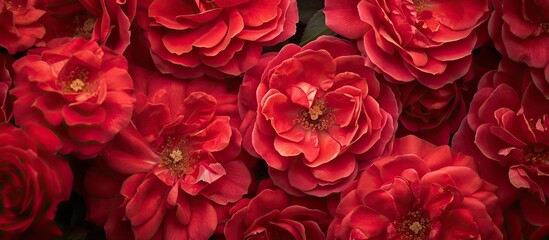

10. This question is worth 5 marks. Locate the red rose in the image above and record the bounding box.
[137,0,298,79]
[85,67,252,239]
[327,135,503,239]
[10,37,135,159]
[395,42,499,145]
[452,59,549,234]
[40,0,137,54]
[396,81,467,145]
[0,54,13,123]
[489,0,549,69]
[325,0,491,89]
[224,187,332,239]
[0,0,46,54]
[489,0,549,103]
[250,36,400,196]
[0,124,72,240]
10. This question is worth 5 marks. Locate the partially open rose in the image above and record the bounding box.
[251,36,400,196]
[397,81,466,145]
[0,124,72,240]
[325,0,491,89]
[40,0,137,54]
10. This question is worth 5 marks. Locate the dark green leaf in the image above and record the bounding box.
[300,10,337,45]
[297,0,325,24]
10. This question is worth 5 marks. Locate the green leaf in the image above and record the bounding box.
[297,0,325,24]
[300,10,337,46]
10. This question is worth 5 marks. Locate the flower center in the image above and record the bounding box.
[395,211,431,240]
[73,16,96,39]
[413,0,425,12]
[159,137,195,176]
[523,145,548,166]
[69,79,85,92]
[60,66,97,94]
[294,100,334,131]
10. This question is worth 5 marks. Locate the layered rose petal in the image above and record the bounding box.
[0,124,72,240]
[138,0,298,79]
[0,0,46,54]
[41,0,137,54]
[325,0,490,89]
[453,59,549,238]
[327,135,503,239]
[0,54,13,123]
[489,0,549,69]
[249,36,399,196]
[396,80,467,145]
[225,185,332,240]
[11,38,135,159]
[83,67,252,239]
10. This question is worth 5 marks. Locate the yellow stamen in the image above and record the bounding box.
[413,0,425,12]
[69,79,85,92]
[159,137,195,176]
[294,100,334,131]
[308,105,323,121]
[409,222,423,234]
[169,149,183,163]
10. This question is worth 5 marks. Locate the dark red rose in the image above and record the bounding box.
[502,195,549,239]
[84,67,252,239]
[0,124,72,240]
[224,187,332,240]
[10,37,135,159]
[327,135,504,239]
[250,35,400,196]
[396,42,499,145]
[40,0,137,54]
[488,0,549,102]
[136,0,298,79]
[452,59,549,236]
[396,81,466,145]
[0,0,46,53]
[325,0,491,89]
[0,54,13,123]
[489,0,549,69]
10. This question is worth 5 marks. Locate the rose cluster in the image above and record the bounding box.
[0,0,548,239]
